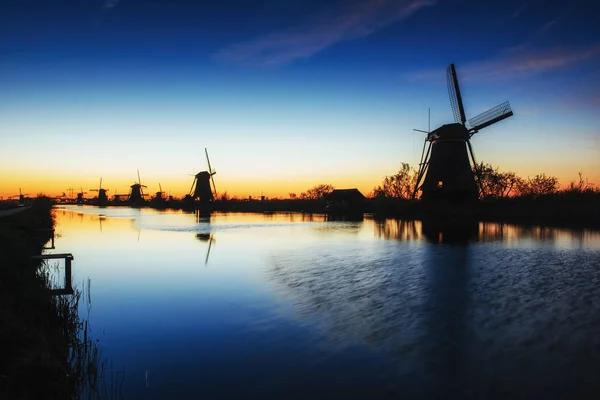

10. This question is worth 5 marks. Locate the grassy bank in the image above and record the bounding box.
[0,197,106,399]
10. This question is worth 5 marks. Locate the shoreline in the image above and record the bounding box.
[48,192,600,230]
[0,197,106,399]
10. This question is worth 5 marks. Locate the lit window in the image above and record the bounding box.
[437,181,443,188]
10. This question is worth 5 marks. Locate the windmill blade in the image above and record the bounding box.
[205,148,217,198]
[447,64,466,125]
[189,177,197,196]
[468,101,513,134]
[99,178,102,190]
[413,141,432,199]
[205,235,213,266]
[137,169,142,185]
[210,174,217,198]
[205,148,213,173]
[413,129,429,134]
[159,183,163,193]
[467,139,484,198]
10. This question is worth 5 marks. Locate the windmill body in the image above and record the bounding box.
[420,123,478,201]
[414,64,514,203]
[89,178,109,206]
[128,170,147,205]
[76,187,87,205]
[129,184,145,204]
[191,171,214,202]
[189,148,217,205]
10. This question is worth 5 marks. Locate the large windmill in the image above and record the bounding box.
[413,63,514,202]
[189,148,217,203]
[89,178,109,206]
[128,169,148,204]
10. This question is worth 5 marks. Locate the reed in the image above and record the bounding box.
[0,197,123,399]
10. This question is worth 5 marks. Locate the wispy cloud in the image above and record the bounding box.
[508,1,528,19]
[212,0,436,68]
[103,0,120,9]
[538,20,556,36]
[408,44,600,82]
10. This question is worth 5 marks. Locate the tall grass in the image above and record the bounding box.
[0,197,123,399]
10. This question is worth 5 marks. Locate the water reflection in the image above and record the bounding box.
[49,207,600,398]
[372,216,600,248]
[375,219,421,242]
[421,218,479,245]
[195,233,215,265]
[419,243,471,396]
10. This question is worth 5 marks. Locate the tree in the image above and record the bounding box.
[516,173,559,197]
[219,191,231,201]
[289,192,297,199]
[300,184,334,200]
[475,162,522,199]
[565,172,595,193]
[372,163,418,199]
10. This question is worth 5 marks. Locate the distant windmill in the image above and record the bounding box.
[413,63,514,202]
[128,169,148,204]
[14,188,30,206]
[89,178,109,206]
[155,183,165,200]
[76,186,87,205]
[189,148,217,203]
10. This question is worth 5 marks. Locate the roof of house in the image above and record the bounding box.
[326,188,366,201]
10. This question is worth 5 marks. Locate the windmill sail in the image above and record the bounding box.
[468,101,513,133]
[447,64,466,125]
[205,148,217,198]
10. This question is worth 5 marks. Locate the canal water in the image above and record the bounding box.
[50,206,600,399]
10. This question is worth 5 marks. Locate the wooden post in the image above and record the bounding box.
[31,253,74,295]
[65,255,73,292]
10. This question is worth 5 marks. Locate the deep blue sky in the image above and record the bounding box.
[1,0,598,197]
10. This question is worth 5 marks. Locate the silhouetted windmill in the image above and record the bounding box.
[89,178,109,206]
[14,188,30,206]
[76,186,87,205]
[189,148,217,203]
[128,169,148,204]
[155,183,165,200]
[413,63,514,202]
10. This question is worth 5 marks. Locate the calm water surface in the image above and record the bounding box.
[50,206,600,399]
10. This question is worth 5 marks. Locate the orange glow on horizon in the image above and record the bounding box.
[1,168,599,200]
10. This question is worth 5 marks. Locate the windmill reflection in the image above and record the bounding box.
[421,218,479,245]
[195,210,212,224]
[419,241,471,395]
[195,233,215,265]
[266,224,474,396]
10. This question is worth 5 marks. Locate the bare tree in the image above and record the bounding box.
[476,162,522,199]
[372,163,418,199]
[300,184,334,200]
[565,172,596,193]
[516,173,559,197]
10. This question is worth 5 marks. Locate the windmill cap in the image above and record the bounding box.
[430,123,469,141]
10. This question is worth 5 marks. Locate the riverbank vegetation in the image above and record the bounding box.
[0,197,109,399]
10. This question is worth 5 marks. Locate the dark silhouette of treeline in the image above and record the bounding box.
[368,162,600,226]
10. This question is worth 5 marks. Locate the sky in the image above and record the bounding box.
[1,0,599,199]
